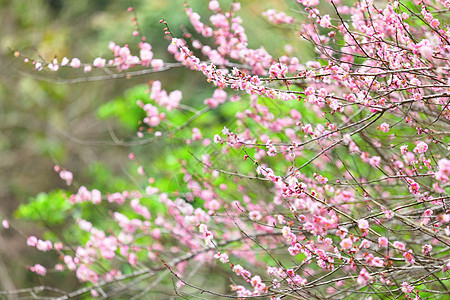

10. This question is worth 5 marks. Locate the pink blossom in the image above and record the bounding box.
[84,65,92,73]
[27,236,38,247]
[435,159,450,182]
[13,1,450,297]
[298,0,320,7]
[61,57,69,66]
[76,264,99,283]
[413,141,428,153]
[319,15,331,28]
[208,0,220,11]
[263,9,294,25]
[70,58,81,68]
[250,275,262,287]
[93,57,106,68]
[430,19,440,28]
[59,169,73,185]
[35,62,43,71]
[36,239,52,252]
[357,268,372,286]
[400,145,408,155]
[78,219,92,232]
[108,192,126,205]
[55,263,64,271]
[91,189,102,204]
[360,239,371,249]
[54,242,63,251]
[358,219,369,230]
[214,134,222,143]
[191,128,202,141]
[140,48,153,62]
[393,241,405,251]
[232,264,245,276]
[30,264,47,276]
[340,238,353,250]
[249,210,262,221]
[378,122,390,133]
[401,282,414,293]
[1,219,9,229]
[151,59,164,69]
[403,250,415,264]
[378,237,388,248]
[292,274,307,286]
[48,63,59,71]
[422,244,432,255]
[304,86,315,96]
[369,156,381,167]
[213,252,229,263]
[64,255,77,271]
[269,63,288,78]
[413,93,422,100]
[282,226,297,243]
[408,181,420,195]
[128,253,137,266]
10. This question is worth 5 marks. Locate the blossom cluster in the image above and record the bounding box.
[8,0,450,299]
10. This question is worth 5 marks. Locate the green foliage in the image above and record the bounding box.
[97,84,148,131]
[87,162,133,193]
[16,190,71,225]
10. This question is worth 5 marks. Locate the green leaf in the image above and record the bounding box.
[15,190,71,225]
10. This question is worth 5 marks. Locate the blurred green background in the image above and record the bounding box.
[0,0,308,293]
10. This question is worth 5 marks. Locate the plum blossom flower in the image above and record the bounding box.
[298,0,320,7]
[93,57,106,68]
[36,239,53,252]
[393,241,405,250]
[128,253,137,266]
[422,244,432,255]
[403,250,415,264]
[35,62,43,71]
[378,122,390,133]
[76,264,99,283]
[358,219,369,230]
[402,282,414,293]
[435,159,450,182]
[91,189,102,204]
[378,237,388,248]
[319,15,331,28]
[1,219,9,229]
[269,63,288,79]
[282,226,297,243]
[408,181,420,195]
[250,275,262,287]
[59,57,68,66]
[357,268,372,286]
[340,238,353,249]
[48,63,59,71]
[30,264,47,276]
[213,252,229,263]
[208,0,220,11]
[369,156,381,167]
[27,236,38,247]
[59,169,73,185]
[430,19,440,28]
[70,58,81,68]
[249,210,262,221]
[263,9,294,25]
[232,264,245,276]
[151,59,164,69]
[413,141,428,153]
